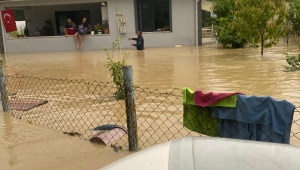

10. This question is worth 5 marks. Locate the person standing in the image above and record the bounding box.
[74,17,89,48]
[128,31,144,50]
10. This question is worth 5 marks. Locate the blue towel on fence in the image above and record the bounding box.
[211,94,295,144]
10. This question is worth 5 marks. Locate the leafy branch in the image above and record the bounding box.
[105,38,130,99]
[283,53,300,72]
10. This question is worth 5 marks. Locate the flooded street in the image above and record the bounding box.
[0,112,130,170]
[4,41,300,105]
[1,40,300,169]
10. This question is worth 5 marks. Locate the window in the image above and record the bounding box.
[13,9,25,21]
[12,9,26,37]
[135,0,171,32]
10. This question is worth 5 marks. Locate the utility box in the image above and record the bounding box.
[120,27,126,33]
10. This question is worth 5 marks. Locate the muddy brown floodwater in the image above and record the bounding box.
[0,112,131,170]
[1,40,300,169]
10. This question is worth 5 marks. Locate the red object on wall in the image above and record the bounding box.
[1,9,17,33]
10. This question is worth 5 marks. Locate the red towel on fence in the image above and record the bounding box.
[194,90,244,107]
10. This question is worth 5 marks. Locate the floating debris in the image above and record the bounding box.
[111,144,118,153]
[63,132,81,136]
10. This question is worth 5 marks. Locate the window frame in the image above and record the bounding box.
[134,0,172,33]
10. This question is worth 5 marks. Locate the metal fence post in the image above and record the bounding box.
[122,65,138,151]
[0,59,9,112]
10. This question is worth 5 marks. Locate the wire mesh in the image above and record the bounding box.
[4,75,128,147]
[2,74,300,149]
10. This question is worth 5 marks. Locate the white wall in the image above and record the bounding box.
[1,0,196,53]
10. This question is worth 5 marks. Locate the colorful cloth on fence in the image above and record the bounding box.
[183,104,219,136]
[183,87,195,105]
[183,87,218,136]
[182,87,239,137]
[194,90,243,107]
[183,88,239,107]
[211,94,295,144]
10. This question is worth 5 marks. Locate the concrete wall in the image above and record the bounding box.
[1,0,196,53]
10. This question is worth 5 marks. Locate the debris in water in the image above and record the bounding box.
[63,132,81,136]
[111,144,119,153]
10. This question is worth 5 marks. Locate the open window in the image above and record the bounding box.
[135,0,172,32]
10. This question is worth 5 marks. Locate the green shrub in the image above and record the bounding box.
[283,53,300,72]
[105,38,130,99]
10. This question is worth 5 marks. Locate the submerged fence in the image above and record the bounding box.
[1,67,300,150]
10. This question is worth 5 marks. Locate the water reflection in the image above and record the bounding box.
[2,113,17,167]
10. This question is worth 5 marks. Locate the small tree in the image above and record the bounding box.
[232,0,290,55]
[286,0,300,31]
[105,38,130,100]
[211,0,248,48]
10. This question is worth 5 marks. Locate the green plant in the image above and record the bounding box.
[105,38,130,100]
[20,28,24,35]
[286,0,300,32]
[232,0,290,55]
[41,19,54,36]
[162,25,170,31]
[94,23,102,32]
[283,53,300,72]
[211,0,248,48]
[102,20,109,29]
[214,17,248,48]
[10,31,18,38]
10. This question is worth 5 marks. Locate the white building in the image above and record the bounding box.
[0,0,211,53]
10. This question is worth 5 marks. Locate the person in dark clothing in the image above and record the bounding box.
[64,18,76,36]
[64,18,78,48]
[128,31,144,50]
[74,17,89,48]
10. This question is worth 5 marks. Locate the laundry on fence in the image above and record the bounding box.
[182,87,295,144]
[183,87,240,137]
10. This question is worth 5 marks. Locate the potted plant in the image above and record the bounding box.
[19,28,25,37]
[41,19,54,36]
[94,23,102,34]
[102,20,109,34]
[162,25,170,31]
[10,31,18,38]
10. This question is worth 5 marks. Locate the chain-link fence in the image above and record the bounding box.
[283,31,300,45]
[4,75,128,146]
[1,74,300,150]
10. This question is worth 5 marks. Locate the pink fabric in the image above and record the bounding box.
[194,90,244,107]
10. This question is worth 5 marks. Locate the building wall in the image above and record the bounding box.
[1,0,196,53]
